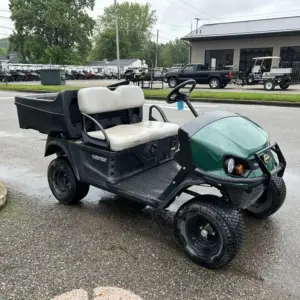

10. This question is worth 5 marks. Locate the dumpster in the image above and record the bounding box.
[40,69,66,86]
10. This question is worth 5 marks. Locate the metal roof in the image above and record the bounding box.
[107,59,139,66]
[87,60,109,66]
[182,16,300,40]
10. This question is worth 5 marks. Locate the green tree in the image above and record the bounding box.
[91,2,157,61]
[0,47,7,56]
[159,39,189,67]
[9,0,96,64]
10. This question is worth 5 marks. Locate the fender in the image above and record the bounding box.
[207,74,222,81]
[45,136,81,180]
[158,168,207,209]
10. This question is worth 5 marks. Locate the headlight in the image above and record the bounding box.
[224,157,249,177]
[226,158,235,174]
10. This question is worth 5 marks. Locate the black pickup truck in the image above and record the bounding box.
[164,63,234,89]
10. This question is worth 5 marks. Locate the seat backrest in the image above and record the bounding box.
[78,85,145,115]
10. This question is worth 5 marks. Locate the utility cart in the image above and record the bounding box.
[15,80,287,269]
[247,56,300,90]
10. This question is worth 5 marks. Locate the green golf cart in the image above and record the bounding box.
[15,79,287,269]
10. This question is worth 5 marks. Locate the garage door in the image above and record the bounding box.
[239,47,273,73]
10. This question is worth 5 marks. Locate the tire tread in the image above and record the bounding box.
[174,195,245,269]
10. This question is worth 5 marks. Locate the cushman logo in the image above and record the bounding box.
[263,154,270,164]
[92,155,107,162]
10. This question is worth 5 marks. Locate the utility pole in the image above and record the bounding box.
[114,0,120,79]
[155,30,159,69]
[195,18,200,34]
[191,23,193,33]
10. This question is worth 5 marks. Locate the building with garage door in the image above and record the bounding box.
[182,16,300,73]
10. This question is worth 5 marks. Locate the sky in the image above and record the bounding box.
[1,0,300,43]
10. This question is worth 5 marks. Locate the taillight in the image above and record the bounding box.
[228,71,232,79]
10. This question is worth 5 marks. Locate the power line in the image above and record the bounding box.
[0,10,10,13]
[159,23,190,28]
[218,9,300,20]
[0,25,13,30]
[178,0,220,22]
[158,30,181,39]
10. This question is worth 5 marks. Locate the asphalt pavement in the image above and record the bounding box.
[0,91,300,300]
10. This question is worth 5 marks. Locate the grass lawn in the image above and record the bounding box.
[1,83,300,102]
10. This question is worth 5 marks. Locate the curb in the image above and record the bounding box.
[2,89,300,107]
[0,181,8,210]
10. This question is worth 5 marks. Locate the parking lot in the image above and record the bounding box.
[1,91,300,299]
[3,79,300,93]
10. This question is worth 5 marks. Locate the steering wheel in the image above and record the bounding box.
[166,79,196,104]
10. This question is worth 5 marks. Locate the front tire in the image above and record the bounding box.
[174,195,245,269]
[168,77,178,88]
[264,79,275,91]
[47,157,90,205]
[246,176,286,219]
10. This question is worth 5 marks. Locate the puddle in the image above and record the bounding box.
[0,165,49,197]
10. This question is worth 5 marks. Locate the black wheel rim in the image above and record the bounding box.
[185,215,223,260]
[51,168,70,195]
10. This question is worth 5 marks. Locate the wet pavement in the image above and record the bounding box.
[0,91,300,299]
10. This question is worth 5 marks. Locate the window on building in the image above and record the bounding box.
[280,47,300,68]
[239,48,273,73]
[205,49,234,70]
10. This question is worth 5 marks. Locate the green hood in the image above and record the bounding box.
[191,116,269,172]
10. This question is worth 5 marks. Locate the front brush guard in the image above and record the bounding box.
[195,143,286,187]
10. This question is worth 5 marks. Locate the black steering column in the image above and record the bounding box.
[166,79,198,117]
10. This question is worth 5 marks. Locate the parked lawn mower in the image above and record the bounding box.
[10,70,26,82]
[0,71,14,82]
[24,70,40,81]
[95,72,105,80]
[14,79,287,269]
[65,70,74,80]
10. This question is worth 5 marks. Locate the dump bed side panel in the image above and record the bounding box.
[14,90,82,138]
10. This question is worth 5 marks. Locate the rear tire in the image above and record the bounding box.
[280,83,290,90]
[246,176,286,219]
[47,157,90,205]
[247,74,254,85]
[174,195,245,269]
[264,80,275,91]
[209,78,220,89]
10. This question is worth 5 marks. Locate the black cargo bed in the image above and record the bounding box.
[15,90,82,138]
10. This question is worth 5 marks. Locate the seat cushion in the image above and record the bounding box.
[78,85,145,115]
[87,121,179,152]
